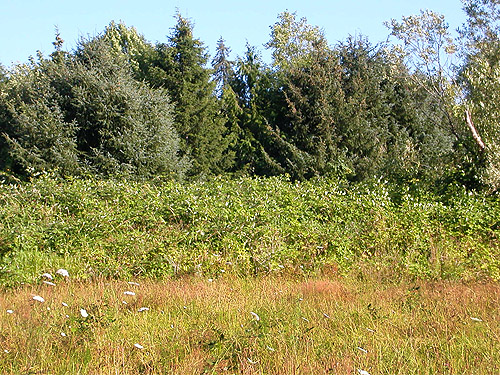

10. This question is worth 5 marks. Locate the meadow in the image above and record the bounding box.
[0,175,499,373]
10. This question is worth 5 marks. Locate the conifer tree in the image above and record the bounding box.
[150,13,233,175]
[212,37,233,97]
[100,21,156,82]
[231,44,311,177]
[1,37,187,179]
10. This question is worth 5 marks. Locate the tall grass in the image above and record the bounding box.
[1,277,499,374]
[0,174,499,286]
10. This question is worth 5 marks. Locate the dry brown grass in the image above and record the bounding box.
[1,276,499,374]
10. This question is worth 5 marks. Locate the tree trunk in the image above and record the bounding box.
[465,109,485,152]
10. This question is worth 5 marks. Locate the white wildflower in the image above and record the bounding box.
[56,269,69,277]
[134,343,144,350]
[32,295,45,303]
[80,309,89,318]
[4,350,9,353]
[6,309,13,314]
[61,302,68,307]
[124,291,135,296]
[471,317,482,322]
[122,301,128,305]
[41,273,53,280]
[247,358,258,365]
[207,278,213,283]
[357,369,371,375]
[128,281,140,286]
[60,332,67,337]
[266,346,275,352]
[250,311,260,321]
[138,307,149,312]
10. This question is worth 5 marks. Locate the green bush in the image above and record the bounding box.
[0,175,498,286]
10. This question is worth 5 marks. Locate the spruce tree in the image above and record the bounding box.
[1,37,188,179]
[231,44,310,177]
[212,37,234,97]
[150,13,233,176]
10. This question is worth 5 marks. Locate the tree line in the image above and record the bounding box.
[1,0,499,192]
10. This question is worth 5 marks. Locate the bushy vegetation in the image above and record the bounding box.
[0,175,498,286]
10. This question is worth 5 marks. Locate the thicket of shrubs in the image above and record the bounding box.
[0,175,498,286]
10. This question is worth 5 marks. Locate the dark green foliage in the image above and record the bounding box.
[149,13,234,176]
[1,39,187,179]
[333,37,456,183]
[0,56,81,176]
[229,45,309,177]
[71,38,188,178]
[212,37,234,97]
[279,40,344,178]
[1,8,498,189]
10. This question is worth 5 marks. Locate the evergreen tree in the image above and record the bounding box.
[212,37,233,97]
[1,37,188,179]
[0,55,81,176]
[150,13,234,175]
[0,64,12,172]
[230,44,311,178]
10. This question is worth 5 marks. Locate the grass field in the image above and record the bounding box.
[0,175,499,373]
[1,276,499,374]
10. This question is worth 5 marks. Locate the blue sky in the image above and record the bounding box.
[0,0,466,67]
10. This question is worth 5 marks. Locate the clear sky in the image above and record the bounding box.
[0,0,467,67]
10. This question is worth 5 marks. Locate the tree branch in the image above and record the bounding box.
[465,109,486,152]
